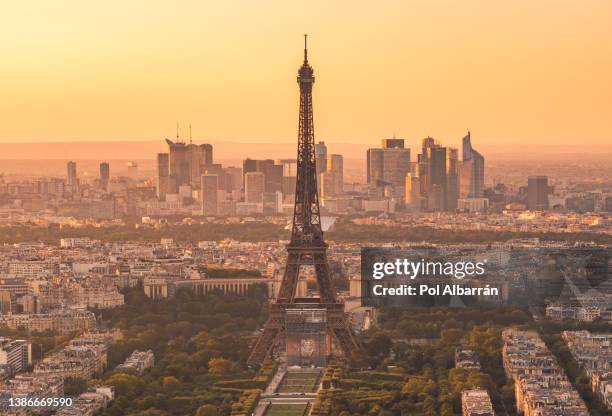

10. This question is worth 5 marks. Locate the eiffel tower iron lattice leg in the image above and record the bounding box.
[247,35,360,367]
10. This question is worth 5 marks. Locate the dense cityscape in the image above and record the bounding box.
[1,4,611,416]
[0,106,612,415]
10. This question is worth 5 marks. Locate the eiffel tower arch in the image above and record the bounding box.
[247,36,360,366]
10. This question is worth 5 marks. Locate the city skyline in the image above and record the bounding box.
[0,4,610,416]
[1,1,611,146]
[0,38,607,221]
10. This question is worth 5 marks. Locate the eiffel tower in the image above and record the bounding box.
[247,36,360,366]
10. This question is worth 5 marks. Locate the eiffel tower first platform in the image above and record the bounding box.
[247,36,360,366]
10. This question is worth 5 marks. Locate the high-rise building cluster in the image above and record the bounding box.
[316,141,344,199]
[367,132,485,213]
[157,138,214,199]
[367,137,411,202]
[154,137,289,215]
[1,126,611,219]
[152,136,345,216]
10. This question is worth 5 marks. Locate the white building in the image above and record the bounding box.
[115,350,154,375]
[0,339,31,374]
[60,238,95,248]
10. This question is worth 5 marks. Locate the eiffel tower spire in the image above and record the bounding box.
[247,36,359,366]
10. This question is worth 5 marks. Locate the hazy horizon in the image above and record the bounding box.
[1,138,611,186]
[1,139,611,162]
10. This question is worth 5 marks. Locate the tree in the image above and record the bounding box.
[350,349,372,369]
[367,332,393,358]
[105,372,144,397]
[130,409,171,416]
[440,328,464,346]
[196,404,220,416]
[207,357,234,375]
[162,376,180,391]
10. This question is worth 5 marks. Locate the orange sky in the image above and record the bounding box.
[1,0,611,147]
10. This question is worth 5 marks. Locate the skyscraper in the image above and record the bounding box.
[99,162,110,189]
[417,137,436,198]
[366,138,411,200]
[166,138,189,190]
[201,163,227,191]
[405,173,421,211]
[264,163,283,193]
[224,166,243,192]
[315,141,327,177]
[459,131,485,198]
[426,146,447,211]
[188,142,213,188]
[201,174,218,216]
[163,138,213,193]
[527,176,549,210]
[278,159,297,176]
[242,159,283,193]
[66,161,77,188]
[366,148,383,186]
[320,171,336,199]
[245,171,265,204]
[282,176,297,203]
[279,159,297,201]
[156,153,169,199]
[242,158,257,181]
[422,136,435,152]
[381,138,405,149]
[327,154,343,195]
[446,148,459,210]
